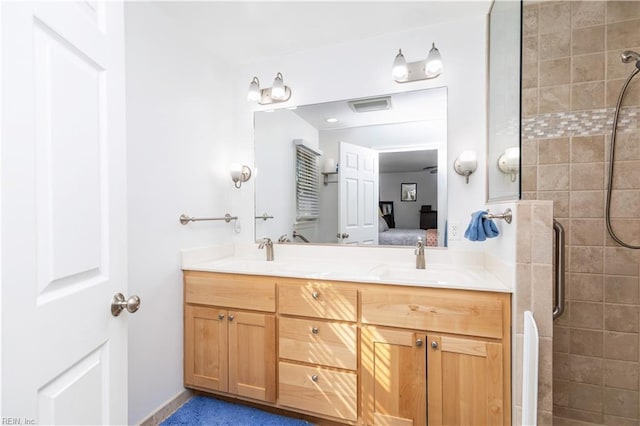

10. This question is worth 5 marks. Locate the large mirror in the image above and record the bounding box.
[487,0,522,201]
[255,87,447,247]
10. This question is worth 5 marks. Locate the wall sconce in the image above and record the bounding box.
[454,151,477,184]
[498,147,520,182]
[392,43,443,83]
[247,72,292,105]
[230,163,252,189]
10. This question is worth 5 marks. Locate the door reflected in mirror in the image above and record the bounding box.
[254,87,447,247]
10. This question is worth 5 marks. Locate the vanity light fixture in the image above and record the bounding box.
[392,43,443,83]
[498,146,520,182]
[230,163,252,189]
[454,150,477,184]
[247,72,292,105]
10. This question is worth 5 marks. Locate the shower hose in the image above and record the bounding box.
[605,53,640,249]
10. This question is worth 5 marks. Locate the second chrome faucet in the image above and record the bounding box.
[415,237,425,269]
[258,237,274,261]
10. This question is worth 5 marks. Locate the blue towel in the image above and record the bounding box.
[464,210,500,242]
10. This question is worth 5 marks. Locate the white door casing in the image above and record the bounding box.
[338,142,379,245]
[1,2,127,424]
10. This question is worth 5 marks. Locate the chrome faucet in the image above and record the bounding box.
[277,234,291,243]
[258,238,274,261]
[415,237,425,269]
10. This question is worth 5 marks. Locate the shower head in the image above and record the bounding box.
[621,50,640,64]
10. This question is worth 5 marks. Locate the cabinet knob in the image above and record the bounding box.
[311,374,319,382]
[431,341,439,349]
[311,291,320,300]
[311,326,319,335]
[416,338,423,347]
[228,314,235,321]
[218,313,225,320]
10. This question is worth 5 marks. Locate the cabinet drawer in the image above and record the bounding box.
[361,286,505,339]
[279,317,357,370]
[278,361,357,421]
[278,280,357,321]
[184,271,276,312]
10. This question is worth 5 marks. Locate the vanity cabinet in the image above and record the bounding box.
[277,279,359,422]
[183,272,277,403]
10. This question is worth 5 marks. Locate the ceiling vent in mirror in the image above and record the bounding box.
[348,96,392,113]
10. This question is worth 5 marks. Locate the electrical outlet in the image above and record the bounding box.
[448,221,460,240]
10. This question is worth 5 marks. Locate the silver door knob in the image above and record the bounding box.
[311,374,319,382]
[228,314,235,321]
[336,232,350,239]
[416,339,423,347]
[431,341,439,349]
[311,326,319,334]
[111,293,141,317]
[311,291,320,300]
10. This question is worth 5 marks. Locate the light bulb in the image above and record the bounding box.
[230,163,243,181]
[392,49,408,80]
[247,77,260,102]
[425,43,443,77]
[271,72,285,100]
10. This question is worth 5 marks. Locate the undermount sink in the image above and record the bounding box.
[369,265,485,286]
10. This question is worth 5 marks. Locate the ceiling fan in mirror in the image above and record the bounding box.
[423,165,438,174]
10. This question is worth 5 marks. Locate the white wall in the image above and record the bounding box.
[231,16,488,250]
[380,171,437,229]
[124,4,236,424]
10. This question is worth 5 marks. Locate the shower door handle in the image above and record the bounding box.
[553,220,565,320]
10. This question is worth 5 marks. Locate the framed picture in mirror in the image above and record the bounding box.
[401,183,417,202]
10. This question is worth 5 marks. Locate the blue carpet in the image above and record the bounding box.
[161,396,313,426]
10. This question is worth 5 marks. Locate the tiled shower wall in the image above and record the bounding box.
[521,1,640,424]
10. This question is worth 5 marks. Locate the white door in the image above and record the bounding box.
[338,142,379,245]
[1,2,129,424]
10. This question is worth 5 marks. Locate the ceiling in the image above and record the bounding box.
[159,1,492,65]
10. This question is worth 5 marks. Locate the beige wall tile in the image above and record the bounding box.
[604,247,640,276]
[605,219,640,248]
[517,203,533,263]
[538,337,554,411]
[571,328,603,357]
[554,352,571,380]
[540,85,571,113]
[522,65,538,89]
[570,246,604,274]
[607,1,640,23]
[570,218,604,246]
[607,19,640,51]
[522,191,538,200]
[569,381,603,412]
[606,78,640,108]
[607,48,640,80]
[568,354,603,385]
[556,407,604,424]
[532,204,554,264]
[572,25,605,55]
[538,410,553,426]
[515,332,524,406]
[554,379,571,407]
[609,190,640,219]
[571,135,605,163]
[540,32,571,60]
[571,300,604,329]
[603,360,639,390]
[604,275,639,304]
[603,331,639,361]
[516,265,532,334]
[613,132,640,161]
[554,325,570,352]
[572,81,605,111]
[523,35,539,65]
[570,162,604,191]
[540,2,571,35]
[541,58,571,87]
[570,190,604,218]
[572,53,605,83]
[611,161,640,189]
[604,415,640,426]
[533,265,554,337]
[572,1,605,28]
[605,303,639,333]
[539,164,570,190]
[569,272,603,301]
[522,165,538,192]
[522,87,539,117]
[523,3,539,37]
[539,190,570,218]
[522,139,538,166]
[539,137,569,164]
[603,388,639,418]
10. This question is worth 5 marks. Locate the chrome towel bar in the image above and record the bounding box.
[179,213,237,225]
[255,213,274,221]
[483,208,512,224]
[553,219,566,320]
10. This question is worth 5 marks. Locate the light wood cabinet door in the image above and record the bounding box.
[184,305,228,392]
[427,334,504,426]
[361,326,426,426]
[228,311,277,403]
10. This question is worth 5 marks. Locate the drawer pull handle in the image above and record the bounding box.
[218,313,225,320]
[311,374,319,382]
[311,291,320,300]
[311,326,319,334]
[416,339,423,347]
[228,314,235,321]
[431,341,438,349]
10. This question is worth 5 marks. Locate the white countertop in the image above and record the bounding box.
[182,244,512,293]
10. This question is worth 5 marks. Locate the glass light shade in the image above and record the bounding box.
[504,147,520,170]
[425,43,443,76]
[457,150,477,171]
[271,72,286,100]
[392,49,408,80]
[247,77,260,102]
[230,163,243,181]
